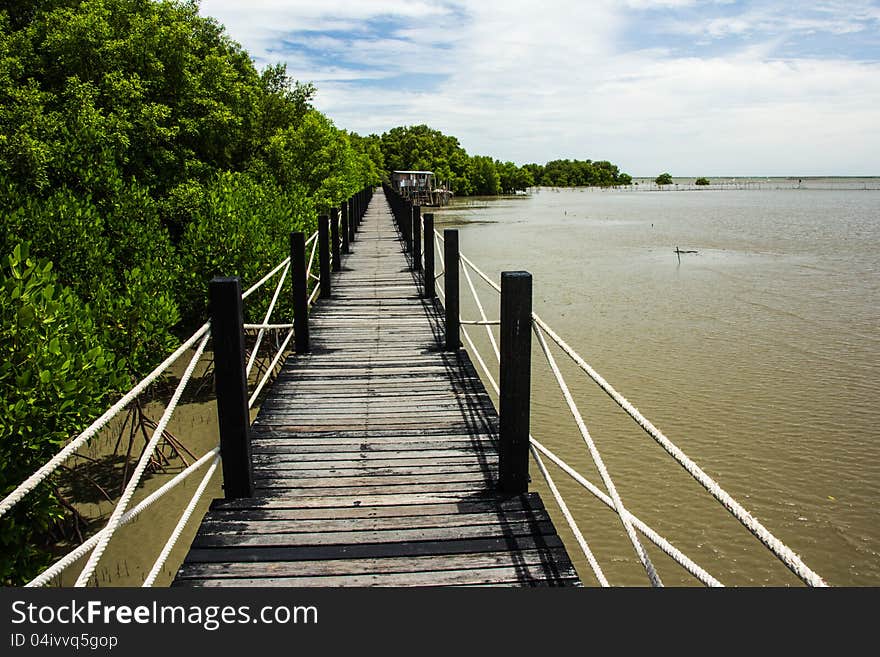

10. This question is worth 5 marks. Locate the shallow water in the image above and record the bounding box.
[433,184,880,586]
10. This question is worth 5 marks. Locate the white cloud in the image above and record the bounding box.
[198,0,880,175]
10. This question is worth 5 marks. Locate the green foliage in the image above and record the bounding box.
[0,243,126,585]
[177,172,315,325]
[695,177,710,186]
[468,156,501,196]
[379,124,472,194]
[0,0,383,583]
[655,172,674,185]
[526,159,630,187]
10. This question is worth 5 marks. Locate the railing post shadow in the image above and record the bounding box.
[444,229,459,351]
[290,231,309,353]
[498,271,532,496]
[318,214,331,299]
[423,213,435,299]
[330,207,341,271]
[209,277,254,499]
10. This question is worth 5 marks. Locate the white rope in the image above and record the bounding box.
[305,230,318,248]
[462,313,719,585]
[530,313,828,587]
[462,264,500,361]
[246,262,290,378]
[244,323,293,330]
[242,256,290,300]
[530,438,723,587]
[461,327,500,397]
[460,252,501,294]
[309,286,320,306]
[0,322,210,519]
[27,448,221,588]
[74,332,210,587]
[533,322,663,586]
[455,309,719,586]
[248,330,294,408]
[530,445,609,586]
[142,454,220,587]
[448,245,819,585]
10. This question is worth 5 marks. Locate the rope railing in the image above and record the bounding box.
[26,448,221,587]
[5,207,354,587]
[142,453,221,587]
[428,225,827,587]
[73,332,212,586]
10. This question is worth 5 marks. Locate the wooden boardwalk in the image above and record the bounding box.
[174,191,581,587]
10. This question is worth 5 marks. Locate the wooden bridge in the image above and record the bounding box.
[9,184,829,589]
[172,188,581,586]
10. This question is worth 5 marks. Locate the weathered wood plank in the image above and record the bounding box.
[175,564,579,587]
[175,547,572,580]
[183,534,567,563]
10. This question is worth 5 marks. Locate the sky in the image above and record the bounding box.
[198,0,880,176]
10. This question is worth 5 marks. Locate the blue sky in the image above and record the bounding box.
[199,1,880,175]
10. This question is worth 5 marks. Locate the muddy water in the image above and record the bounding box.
[434,184,880,586]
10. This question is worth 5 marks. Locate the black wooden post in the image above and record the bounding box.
[330,208,341,271]
[290,232,309,353]
[209,277,254,499]
[423,213,435,298]
[412,205,421,272]
[318,214,331,299]
[444,229,459,350]
[341,201,350,254]
[498,271,533,495]
[349,196,357,241]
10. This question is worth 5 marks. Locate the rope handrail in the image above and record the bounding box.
[461,263,500,361]
[142,454,221,587]
[26,447,221,587]
[242,257,290,300]
[0,321,211,519]
[530,445,609,587]
[435,235,825,586]
[248,329,294,408]
[454,297,714,585]
[246,261,290,378]
[244,323,294,330]
[529,438,723,587]
[530,313,826,586]
[533,321,663,586]
[74,331,211,586]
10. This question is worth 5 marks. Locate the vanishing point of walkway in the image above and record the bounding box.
[174,192,581,586]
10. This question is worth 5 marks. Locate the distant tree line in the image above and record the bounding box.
[369,124,632,196]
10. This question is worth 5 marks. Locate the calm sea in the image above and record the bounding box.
[433,181,880,586]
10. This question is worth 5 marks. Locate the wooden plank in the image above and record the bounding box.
[183,534,566,563]
[176,548,573,580]
[196,510,552,535]
[175,564,580,587]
